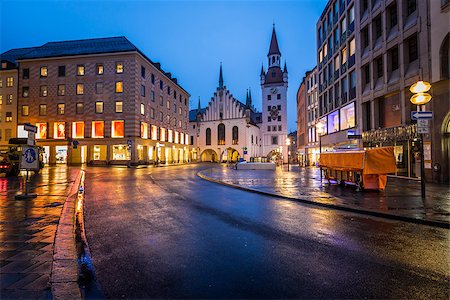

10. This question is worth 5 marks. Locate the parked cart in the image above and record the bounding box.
[319,146,396,191]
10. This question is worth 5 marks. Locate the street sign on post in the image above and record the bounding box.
[411,111,433,120]
[20,146,39,170]
[417,119,429,134]
[24,123,37,133]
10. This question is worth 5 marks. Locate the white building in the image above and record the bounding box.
[260,26,289,162]
[190,64,262,162]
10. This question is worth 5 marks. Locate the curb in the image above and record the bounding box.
[50,170,83,300]
[197,170,450,229]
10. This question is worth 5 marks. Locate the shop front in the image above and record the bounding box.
[362,124,422,179]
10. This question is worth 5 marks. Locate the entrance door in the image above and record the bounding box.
[55,146,68,164]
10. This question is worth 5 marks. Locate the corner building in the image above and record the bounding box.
[16,37,191,165]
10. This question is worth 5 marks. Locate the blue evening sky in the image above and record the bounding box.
[1,0,327,132]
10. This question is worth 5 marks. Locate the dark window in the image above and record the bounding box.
[364,64,371,85]
[387,2,398,29]
[376,57,383,78]
[277,105,281,110]
[141,66,145,78]
[277,116,281,121]
[277,94,281,99]
[23,68,29,79]
[190,136,194,145]
[141,85,145,97]
[206,128,211,145]
[58,84,66,96]
[272,72,276,77]
[267,106,271,111]
[407,34,418,63]
[39,104,47,116]
[268,95,271,100]
[361,0,368,14]
[174,90,177,99]
[95,82,103,94]
[268,126,271,131]
[151,74,155,84]
[388,47,399,71]
[278,125,282,131]
[350,71,356,88]
[76,103,84,114]
[58,66,65,77]
[167,86,171,94]
[232,126,239,145]
[267,116,271,122]
[160,80,163,90]
[406,0,416,16]
[362,26,369,48]
[374,15,382,40]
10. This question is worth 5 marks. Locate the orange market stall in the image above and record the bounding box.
[319,147,397,191]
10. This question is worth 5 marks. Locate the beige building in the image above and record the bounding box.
[316,0,448,182]
[14,37,191,165]
[304,67,319,165]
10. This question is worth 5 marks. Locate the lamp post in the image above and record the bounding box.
[316,121,326,181]
[285,137,291,171]
[409,80,432,199]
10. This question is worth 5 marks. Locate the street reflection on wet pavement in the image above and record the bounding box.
[0,166,78,300]
[199,165,450,223]
[84,164,449,299]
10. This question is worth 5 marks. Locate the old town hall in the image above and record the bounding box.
[189,26,288,163]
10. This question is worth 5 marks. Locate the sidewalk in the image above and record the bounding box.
[0,166,79,299]
[198,165,450,226]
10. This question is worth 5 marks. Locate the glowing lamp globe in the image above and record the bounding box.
[410,93,432,105]
[409,81,431,94]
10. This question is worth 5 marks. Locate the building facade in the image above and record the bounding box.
[14,37,191,165]
[260,26,289,162]
[296,77,307,165]
[190,65,262,162]
[316,0,448,182]
[305,67,320,166]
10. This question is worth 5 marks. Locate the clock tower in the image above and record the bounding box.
[261,25,288,162]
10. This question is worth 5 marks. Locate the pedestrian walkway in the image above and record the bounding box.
[0,166,79,300]
[198,165,450,226]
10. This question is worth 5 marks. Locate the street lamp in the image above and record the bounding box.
[285,137,291,171]
[316,121,326,181]
[410,80,432,198]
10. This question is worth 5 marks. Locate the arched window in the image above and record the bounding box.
[440,34,449,80]
[218,123,225,145]
[232,126,239,145]
[206,128,211,145]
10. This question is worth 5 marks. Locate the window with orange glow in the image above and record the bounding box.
[151,125,158,140]
[185,133,189,145]
[112,120,124,138]
[180,133,184,144]
[54,122,65,139]
[115,81,123,93]
[141,122,148,139]
[92,121,104,138]
[168,129,173,143]
[72,122,85,138]
[174,131,179,144]
[160,128,166,141]
[36,123,47,139]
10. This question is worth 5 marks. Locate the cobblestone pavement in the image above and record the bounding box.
[0,166,79,300]
[199,165,450,224]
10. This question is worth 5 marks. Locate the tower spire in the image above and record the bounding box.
[268,25,281,56]
[218,62,224,89]
[197,96,201,112]
[246,88,252,109]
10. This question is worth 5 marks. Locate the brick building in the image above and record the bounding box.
[14,37,191,165]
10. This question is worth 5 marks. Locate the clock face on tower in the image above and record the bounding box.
[270,87,278,94]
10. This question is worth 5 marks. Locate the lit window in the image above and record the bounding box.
[5,112,12,122]
[36,123,47,139]
[57,103,65,115]
[166,100,170,109]
[40,85,48,97]
[349,38,355,56]
[180,133,185,145]
[0,95,2,104]
[95,101,104,113]
[160,128,166,141]
[151,125,158,140]
[58,84,65,96]
[40,66,48,77]
[21,105,29,116]
[115,101,123,113]
[76,83,84,95]
[327,111,340,133]
[334,56,340,70]
[179,107,182,115]
[140,103,145,115]
[323,43,328,57]
[111,120,124,138]
[54,122,65,139]
[6,77,13,87]
[72,122,85,138]
[92,121,104,138]
[340,102,355,129]
[168,129,173,143]
[116,62,123,73]
[185,133,189,145]
[174,131,179,144]
[115,81,123,93]
[22,87,29,97]
[77,65,85,76]
[141,122,148,139]
[319,50,323,63]
[0,79,2,87]
[342,47,347,64]
[39,104,47,116]
[96,64,104,75]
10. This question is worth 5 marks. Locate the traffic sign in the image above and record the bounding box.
[417,119,429,134]
[27,132,35,146]
[411,111,433,120]
[24,123,37,133]
[20,147,39,170]
[244,150,248,155]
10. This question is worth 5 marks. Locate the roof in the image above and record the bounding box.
[19,37,136,59]
[189,108,206,122]
[0,47,37,68]
[268,27,281,56]
[9,36,189,95]
[264,66,284,84]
